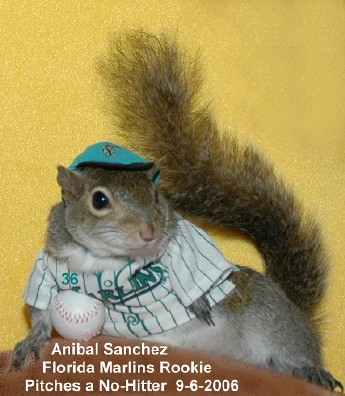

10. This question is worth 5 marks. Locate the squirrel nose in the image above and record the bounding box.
[139,224,157,243]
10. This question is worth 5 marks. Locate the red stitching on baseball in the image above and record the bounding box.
[53,294,102,326]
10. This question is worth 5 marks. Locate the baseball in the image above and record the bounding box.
[50,290,106,341]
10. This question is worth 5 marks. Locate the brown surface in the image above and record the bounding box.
[0,337,338,395]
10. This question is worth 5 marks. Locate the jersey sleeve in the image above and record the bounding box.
[165,217,237,307]
[23,250,59,310]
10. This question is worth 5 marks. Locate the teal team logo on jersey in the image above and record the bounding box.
[94,264,167,305]
[58,263,168,309]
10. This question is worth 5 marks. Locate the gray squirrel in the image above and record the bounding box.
[11,31,342,391]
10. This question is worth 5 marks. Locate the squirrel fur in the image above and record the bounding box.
[99,31,341,389]
[11,31,342,391]
[101,31,327,316]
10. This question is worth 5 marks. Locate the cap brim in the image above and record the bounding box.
[71,161,155,171]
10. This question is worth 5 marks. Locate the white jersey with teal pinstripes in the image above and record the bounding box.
[24,215,237,339]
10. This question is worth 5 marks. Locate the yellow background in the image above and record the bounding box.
[1,0,344,383]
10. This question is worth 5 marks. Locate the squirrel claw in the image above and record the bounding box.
[11,334,50,370]
[189,295,215,326]
[293,366,343,392]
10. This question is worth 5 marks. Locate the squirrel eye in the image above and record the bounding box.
[92,191,111,210]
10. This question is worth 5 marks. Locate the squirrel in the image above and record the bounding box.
[11,31,342,391]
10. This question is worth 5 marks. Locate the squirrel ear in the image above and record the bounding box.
[57,166,84,202]
[148,158,164,185]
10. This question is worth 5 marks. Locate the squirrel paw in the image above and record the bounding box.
[11,334,50,370]
[293,366,343,392]
[189,295,215,326]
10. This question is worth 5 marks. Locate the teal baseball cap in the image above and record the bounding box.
[68,142,160,183]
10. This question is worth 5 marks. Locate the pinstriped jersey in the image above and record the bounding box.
[24,215,237,338]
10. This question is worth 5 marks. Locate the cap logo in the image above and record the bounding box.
[102,144,117,158]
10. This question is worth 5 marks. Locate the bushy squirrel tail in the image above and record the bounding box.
[100,30,328,315]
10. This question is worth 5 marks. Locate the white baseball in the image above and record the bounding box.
[50,290,106,341]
